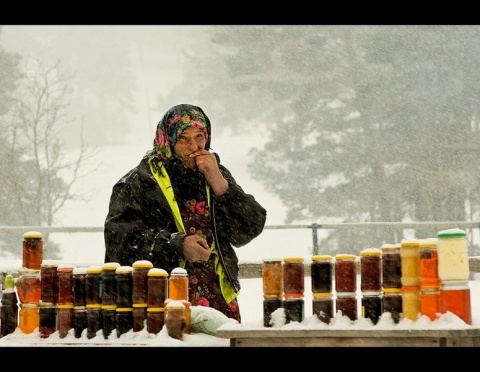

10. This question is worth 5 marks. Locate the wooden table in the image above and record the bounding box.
[216,327,480,347]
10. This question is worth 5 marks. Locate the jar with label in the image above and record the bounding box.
[57,264,75,305]
[116,307,133,338]
[147,268,168,308]
[311,255,332,293]
[361,292,382,325]
[38,301,57,338]
[86,265,103,306]
[419,238,440,290]
[335,254,357,293]
[22,231,43,270]
[147,306,165,334]
[262,259,283,297]
[19,303,39,334]
[57,303,74,338]
[401,286,420,321]
[41,260,59,304]
[73,267,87,307]
[101,262,120,306]
[440,281,472,325]
[133,303,148,332]
[312,292,334,324]
[437,228,470,284]
[16,268,41,303]
[360,249,382,292]
[400,239,421,287]
[116,265,133,308]
[335,292,357,321]
[165,300,186,340]
[169,267,189,301]
[382,288,402,324]
[283,257,304,297]
[381,243,402,289]
[132,260,153,304]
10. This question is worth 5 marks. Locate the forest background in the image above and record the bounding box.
[1,25,480,262]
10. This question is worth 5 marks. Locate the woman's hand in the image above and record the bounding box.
[190,150,229,196]
[182,234,211,263]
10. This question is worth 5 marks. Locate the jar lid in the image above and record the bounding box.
[38,302,55,307]
[57,263,76,272]
[132,303,148,308]
[18,268,40,276]
[402,286,420,291]
[400,239,420,247]
[360,248,382,256]
[262,258,283,263]
[437,228,466,238]
[419,238,438,247]
[57,304,74,309]
[311,255,332,261]
[86,265,102,274]
[283,257,304,262]
[23,231,43,239]
[171,267,188,276]
[20,303,38,309]
[383,288,402,293]
[73,267,87,275]
[132,260,153,269]
[41,259,60,268]
[147,307,165,312]
[86,304,102,309]
[335,254,356,260]
[312,292,333,297]
[148,268,168,277]
[381,243,398,250]
[102,262,120,271]
[102,304,117,310]
[166,300,185,309]
[4,274,15,288]
[116,266,133,274]
[116,307,133,312]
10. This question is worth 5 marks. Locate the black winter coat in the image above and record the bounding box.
[104,155,267,294]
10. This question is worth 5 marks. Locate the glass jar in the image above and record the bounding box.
[312,292,334,324]
[335,293,357,321]
[420,288,440,321]
[401,286,420,321]
[16,268,41,303]
[361,292,382,325]
[147,306,165,335]
[116,307,133,338]
[102,304,117,339]
[168,267,189,301]
[86,305,103,339]
[73,267,87,307]
[116,265,133,308]
[440,281,472,325]
[19,302,39,334]
[22,231,43,270]
[73,306,87,338]
[311,255,332,294]
[419,238,440,290]
[360,249,382,292]
[86,265,103,306]
[263,297,283,327]
[334,254,357,293]
[382,288,402,324]
[147,268,168,308]
[101,262,120,306]
[165,301,186,340]
[400,239,420,287]
[40,260,59,304]
[283,297,304,324]
[57,303,74,338]
[283,257,304,296]
[437,228,470,284]
[262,259,283,297]
[381,243,402,289]
[133,303,148,332]
[57,264,75,305]
[38,301,57,338]
[132,260,153,304]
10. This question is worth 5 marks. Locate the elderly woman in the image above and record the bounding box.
[104,103,267,321]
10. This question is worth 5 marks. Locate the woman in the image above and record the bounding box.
[104,103,267,321]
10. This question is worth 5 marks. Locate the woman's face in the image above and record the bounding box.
[174,127,207,169]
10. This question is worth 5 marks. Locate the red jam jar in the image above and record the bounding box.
[283,257,304,297]
[22,231,43,270]
[335,254,357,293]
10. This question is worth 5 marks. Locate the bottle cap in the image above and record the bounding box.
[4,274,15,289]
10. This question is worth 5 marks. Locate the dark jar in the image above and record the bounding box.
[101,262,120,306]
[147,307,165,335]
[361,292,382,325]
[22,231,43,270]
[312,293,334,324]
[311,255,332,294]
[133,303,148,332]
[86,305,103,339]
[73,306,88,338]
[85,265,103,306]
[334,254,357,293]
[382,288,403,324]
[360,249,382,292]
[165,301,186,340]
[283,297,304,324]
[38,302,57,339]
[116,265,134,308]
[147,268,169,308]
[116,307,133,338]
[283,257,305,296]
[40,260,59,304]
[263,296,283,327]
[102,305,117,339]
[72,267,87,307]
[381,244,402,289]
[57,264,75,305]
[57,303,74,338]
[132,260,153,304]
[335,293,358,321]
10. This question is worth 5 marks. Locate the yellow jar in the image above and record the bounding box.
[437,228,470,284]
[400,239,420,287]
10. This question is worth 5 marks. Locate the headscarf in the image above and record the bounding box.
[152,104,211,160]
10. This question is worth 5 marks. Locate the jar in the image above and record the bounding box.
[22,231,43,270]
[102,304,117,339]
[40,260,59,304]
[419,238,440,290]
[86,305,103,339]
[85,265,103,306]
[361,292,382,325]
[283,297,304,323]
[38,301,57,338]
[334,254,357,293]
[73,306,87,338]
[382,288,402,324]
[283,257,304,296]
[335,293,357,321]
[311,255,332,294]
[116,307,133,338]
[360,249,382,292]
[312,292,334,324]
[440,281,472,325]
[402,286,420,321]
[147,268,168,308]
[57,264,75,304]
[0,275,18,338]
[16,268,41,303]
[180,300,191,334]
[263,297,283,327]
[381,243,402,289]
[262,259,283,297]
[128,260,152,304]
[133,303,148,332]
[165,301,186,340]
[437,228,470,284]
[168,267,189,301]
[116,266,133,308]
[57,303,74,338]
[101,262,120,306]
[19,303,39,334]
[400,239,420,287]
[147,307,165,335]
[420,288,440,321]
[72,267,87,307]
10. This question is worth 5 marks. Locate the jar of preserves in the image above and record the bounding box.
[312,292,334,324]
[335,254,357,293]
[263,297,283,327]
[38,301,57,338]
[147,306,165,335]
[116,307,133,338]
[73,305,87,338]
[283,297,304,323]
[419,238,440,290]
[311,255,332,294]
[360,248,382,292]
[437,228,470,284]
[402,286,420,321]
[101,262,120,306]
[262,259,283,297]
[16,268,41,303]
[132,260,153,304]
[73,267,87,307]
[165,301,186,340]
[116,265,133,308]
[133,303,148,332]
[40,260,59,304]
[283,257,304,297]
[335,293,357,321]
[168,267,189,301]
[420,288,440,321]
[57,264,75,305]
[381,243,402,289]
[361,292,382,325]
[147,268,168,308]
[57,303,74,338]
[19,302,39,334]
[86,304,103,339]
[22,231,43,270]
[102,304,117,339]
[400,239,420,287]
[440,281,472,325]
[382,288,402,324]
[86,265,103,306]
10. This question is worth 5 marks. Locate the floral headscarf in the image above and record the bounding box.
[153,104,211,160]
